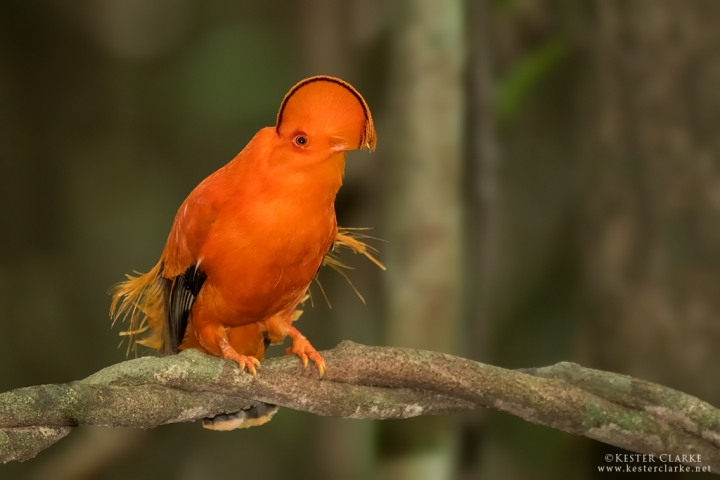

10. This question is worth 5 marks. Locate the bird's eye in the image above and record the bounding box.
[293,134,309,147]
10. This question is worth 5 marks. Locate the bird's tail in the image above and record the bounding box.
[202,403,279,430]
[109,261,168,356]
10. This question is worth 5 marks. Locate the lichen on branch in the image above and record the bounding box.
[1,341,718,470]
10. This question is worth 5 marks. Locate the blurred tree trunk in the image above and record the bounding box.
[465,0,500,363]
[459,0,499,476]
[580,0,720,409]
[380,0,464,479]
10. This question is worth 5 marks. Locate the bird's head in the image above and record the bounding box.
[275,76,376,164]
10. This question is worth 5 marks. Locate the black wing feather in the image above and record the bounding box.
[165,264,207,354]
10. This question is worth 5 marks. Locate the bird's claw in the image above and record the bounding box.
[285,338,326,378]
[225,352,261,378]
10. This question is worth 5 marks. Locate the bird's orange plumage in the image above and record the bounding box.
[110,77,380,404]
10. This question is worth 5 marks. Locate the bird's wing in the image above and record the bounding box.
[165,263,207,354]
[161,179,218,277]
[160,177,220,353]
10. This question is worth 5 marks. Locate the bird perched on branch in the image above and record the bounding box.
[110,76,382,429]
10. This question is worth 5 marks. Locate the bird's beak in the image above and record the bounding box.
[330,137,353,152]
[329,122,376,152]
[331,144,351,152]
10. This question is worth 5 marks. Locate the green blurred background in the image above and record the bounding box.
[1,0,719,478]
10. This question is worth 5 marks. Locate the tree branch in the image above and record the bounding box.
[1,341,718,470]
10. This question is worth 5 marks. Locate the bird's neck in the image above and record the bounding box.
[277,153,345,209]
[229,135,345,211]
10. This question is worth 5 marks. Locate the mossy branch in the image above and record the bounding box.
[1,341,719,470]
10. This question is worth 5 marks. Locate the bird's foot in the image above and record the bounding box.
[285,336,326,378]
[221,345,261,377]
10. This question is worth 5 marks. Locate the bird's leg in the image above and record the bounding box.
[195,323,261,377]
[218,337,261,377]
[284,325,326,377]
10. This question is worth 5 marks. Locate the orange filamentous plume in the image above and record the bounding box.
[109,262,166,355]
[333,228,386,270]
[321,229,386,304]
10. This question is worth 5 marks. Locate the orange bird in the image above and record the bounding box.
[110,76,381,427]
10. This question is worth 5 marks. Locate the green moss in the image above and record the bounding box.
[83,348,225,387]
[657,389,720,431]
[582,403,607,429]
[659,389,687,410]
[176,349,226,382]
[0,429,8,446]
[688,406,720,431]
[583,403,649,433]
[602,373,632,391]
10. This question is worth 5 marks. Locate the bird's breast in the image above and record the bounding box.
[198,194,336,323]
